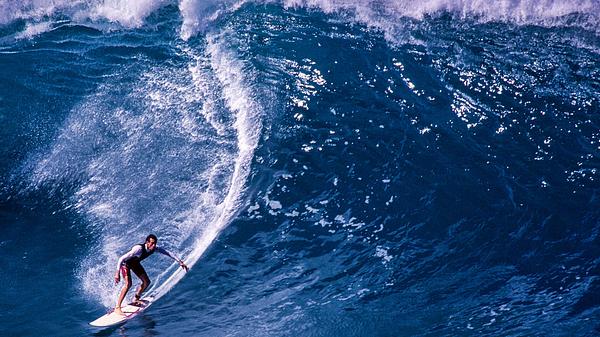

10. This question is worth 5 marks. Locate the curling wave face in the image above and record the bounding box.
[22,29,264,306]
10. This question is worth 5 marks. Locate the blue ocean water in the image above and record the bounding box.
[1,1,599,336]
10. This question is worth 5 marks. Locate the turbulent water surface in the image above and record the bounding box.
[1,1,599,336]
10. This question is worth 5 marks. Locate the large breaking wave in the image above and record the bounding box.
[24,32,264,306]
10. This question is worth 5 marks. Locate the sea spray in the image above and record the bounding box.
[147,32,265,301]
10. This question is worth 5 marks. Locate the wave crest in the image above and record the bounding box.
[2,0,597,41]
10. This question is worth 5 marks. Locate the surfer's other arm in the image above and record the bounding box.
[156,247,189,272]
[114,245,142,284]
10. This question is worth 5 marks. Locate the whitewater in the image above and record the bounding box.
[1,0,599,336]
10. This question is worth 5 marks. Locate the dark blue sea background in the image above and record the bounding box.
[1,1,599,336]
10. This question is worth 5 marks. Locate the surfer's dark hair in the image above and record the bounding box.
[146,234,158,243]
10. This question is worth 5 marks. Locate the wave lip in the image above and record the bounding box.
[279,0,599,43]
[0,0,169,28]
[148,34,265,302]
[3,0,598,43]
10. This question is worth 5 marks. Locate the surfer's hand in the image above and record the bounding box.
[114,273,120,284]
[179,261,189,272]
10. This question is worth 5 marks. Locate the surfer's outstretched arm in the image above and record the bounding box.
[156,247,189,272]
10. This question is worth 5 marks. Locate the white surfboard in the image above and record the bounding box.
[89,296,154,327]
[89,263,188,328]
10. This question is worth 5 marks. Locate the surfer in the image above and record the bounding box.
[114,234,189,316]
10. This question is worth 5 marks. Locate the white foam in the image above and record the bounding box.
[4,0,597,41]
[282,0,597,23]
[0,0,61,25]
[179,0,246,40]
[375,246,393,265]
[14,22,53,40]
[269,200,283,210]
[1,0,165,27]
[88,0,170,28]
[284,0,599,43]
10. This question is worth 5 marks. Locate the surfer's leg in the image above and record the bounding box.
[115,266,132,315]
[132,263,151,300]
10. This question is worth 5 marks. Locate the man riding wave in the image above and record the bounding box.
[114,234,188,315]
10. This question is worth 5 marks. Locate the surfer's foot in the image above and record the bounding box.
[132,295,140,303]
[114,307,126,316]
[132,294,145,304]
